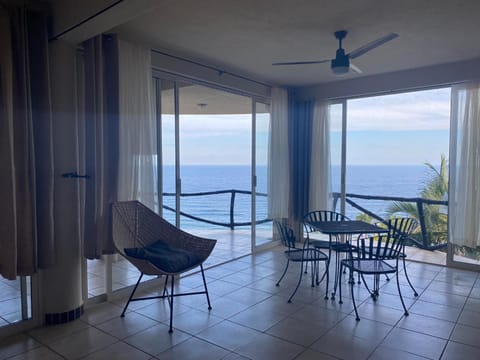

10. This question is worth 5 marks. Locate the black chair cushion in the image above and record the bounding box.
[125,240,202,273]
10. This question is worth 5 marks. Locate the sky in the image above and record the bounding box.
[162,87,451,166]
[331,87,451,165]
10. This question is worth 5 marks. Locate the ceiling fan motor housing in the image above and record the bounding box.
[331,48,350,74]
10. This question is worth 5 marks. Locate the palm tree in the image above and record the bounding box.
[386,154,448,246]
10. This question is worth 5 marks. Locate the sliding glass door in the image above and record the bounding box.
[178,84,252,243]
[332,88,451,267]
[155,74,272,263]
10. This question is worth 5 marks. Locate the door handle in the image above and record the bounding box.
[61,172,90,179]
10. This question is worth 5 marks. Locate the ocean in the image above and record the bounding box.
[161,164,432,228]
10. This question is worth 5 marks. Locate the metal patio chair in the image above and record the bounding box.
[381,217,420,296]
[338,226,409,321]
[275,220,329,303]
[303,210,352,299]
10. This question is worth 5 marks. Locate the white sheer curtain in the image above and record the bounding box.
[268,87,290,219]
[117,39,156,210]
[449,82,480,248]
[309,100,332,211]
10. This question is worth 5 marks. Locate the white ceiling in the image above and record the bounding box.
[112,0,480,87]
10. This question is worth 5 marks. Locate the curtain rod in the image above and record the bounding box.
[151,48,271,88]
[49,0,124,41]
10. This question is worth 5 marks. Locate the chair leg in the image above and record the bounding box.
[324,260,329,300]
[168,275,175,333]
[162,275,169,296]
[324,247,332,300]
[402,256,418,296]
[396,270,409,317]
[121,273,143,317]
[331,251,341,300]
[288,260,305,303]
[276,259,290,286]
[310,260,315,287]
[200,264,212,310]
[338,262,344,304]
[351,270,360,321]
[360,274,374,298]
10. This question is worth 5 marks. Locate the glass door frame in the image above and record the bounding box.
[153,70,272,253]
[329,99,348,216]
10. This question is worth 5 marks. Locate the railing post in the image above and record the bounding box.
[229,190,236,230]
[416,199,429,248]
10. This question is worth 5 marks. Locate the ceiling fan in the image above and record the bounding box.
[272,30,398,75]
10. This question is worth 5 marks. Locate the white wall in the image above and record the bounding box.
[39,40,83,316]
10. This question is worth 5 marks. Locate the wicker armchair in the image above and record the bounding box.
[112,200,217,332]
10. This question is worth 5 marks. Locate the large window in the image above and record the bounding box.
[0,276,31,328]
[331,87,451,266]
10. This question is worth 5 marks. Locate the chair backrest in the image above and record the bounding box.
[303,210,350,234]
[274,221,297,249]
[357,229,404,260]
[388,217,418,238]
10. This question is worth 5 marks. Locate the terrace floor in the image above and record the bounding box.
[0,228,451,325]
[2,244,480,359]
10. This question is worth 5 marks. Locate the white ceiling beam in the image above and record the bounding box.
[50,0,161,43]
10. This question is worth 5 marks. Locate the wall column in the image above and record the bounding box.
[39,40,83,324]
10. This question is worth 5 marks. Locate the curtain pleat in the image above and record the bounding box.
[449,83,480,248]
[27,10,55,268]
[289,100,313,223]
[83,35,119,258]
[309,100,332,212]
[117,39,157,210]
[0,6,54,279]
[268,87,290,219]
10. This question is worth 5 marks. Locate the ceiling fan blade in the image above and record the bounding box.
[272,59,330,66]
[348,33,399,60]
[350,63,363,74]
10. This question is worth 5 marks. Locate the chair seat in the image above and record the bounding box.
[342,258,396,274]
[285,248,328,262]
[124,240,203,273]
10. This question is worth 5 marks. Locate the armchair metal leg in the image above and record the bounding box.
[168,275,174,333]
[162,275,169,296]
[121,273,144,317]
[200,265,212,310]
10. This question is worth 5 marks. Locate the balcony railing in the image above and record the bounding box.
[162,189,270,230]
[160,189,448,250]
[333,192,448,250]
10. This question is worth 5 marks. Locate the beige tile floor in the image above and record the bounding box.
[1,246,480,360]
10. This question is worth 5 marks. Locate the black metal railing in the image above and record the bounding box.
[333,192,448,250]
[159,189,448,250]
[162,189,270,230]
